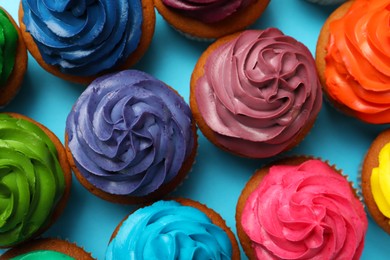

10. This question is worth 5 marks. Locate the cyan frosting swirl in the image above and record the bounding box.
[21,0,142,76]
[195,28,322,158]
[106,200,233,259]
[0,114,65,247]
[241,159,368,259]
[66,70,195,196]
[162,0,256,23]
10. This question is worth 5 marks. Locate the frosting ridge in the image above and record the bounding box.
[241,159,368,259]
[371,142,390,220]
[66,70,195,196]
[21,0,142,76]
[106,200,232,260]
[162,0,256,23]
[195,28,322,158]
[325,0,390,123]
[0,114,65,247]
[0,9,18,86]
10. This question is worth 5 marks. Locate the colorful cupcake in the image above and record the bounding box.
[154,0,270,40]
[106,199,240,259]
[236,158,368,259]
[0,238,94,259]
[18,0,155,84]
[362,129,390,234]
[65,70,197,204]
[0,113,71,248]
[190,28,322,158]
[316,0,390,124]
[0,7,27,107]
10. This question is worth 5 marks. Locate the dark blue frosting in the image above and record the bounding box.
[22,0,143,76]
[66,70,195,196]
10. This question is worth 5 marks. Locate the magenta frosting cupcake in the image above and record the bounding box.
[236,158,368,259]
[190,28,322,158]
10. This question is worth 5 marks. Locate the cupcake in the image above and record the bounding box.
[0,113,71,248]
[154,0,270,40]
[236,158,368,259]
[190,28,322,158]
[0,7,27,107]
[106,199,240,259]
[304,0,346,5]
[316,0,390,124]
[65,70,197,204]
[18,0,155,84]
[0,238,94,259]
[362,129,390,234]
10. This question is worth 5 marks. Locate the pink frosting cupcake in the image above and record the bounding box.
[236,158,368,259]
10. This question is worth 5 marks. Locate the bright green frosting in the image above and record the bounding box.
[10,250,74,260]
[0,114,65,247]
[0,9,18,86]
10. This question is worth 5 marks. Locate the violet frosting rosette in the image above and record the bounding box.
[161,0,256,23]
[21,0,142,76]
[241,159,368,259]
[195,28,322,158]
[66,70,195,197]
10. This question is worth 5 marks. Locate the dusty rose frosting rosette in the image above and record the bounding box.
[191,28,322,158]
[237,159,368,259]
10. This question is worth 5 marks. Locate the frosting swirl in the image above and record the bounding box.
[162,0,256,23]
[66,70,195,196]
[371,142,390,220]
[11,250,74,260]
[106,200,233,259]
[241,159,368,259]
[195,29,322,158]
[0,114,65,247]
[21,0,142,76]
[0,9,18,86]
[325,0,390,124]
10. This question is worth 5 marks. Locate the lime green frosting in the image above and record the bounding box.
[0,9,18,86]
[10,250,74,260]
[0,114,65,247]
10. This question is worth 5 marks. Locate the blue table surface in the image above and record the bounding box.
[0,0,389,259]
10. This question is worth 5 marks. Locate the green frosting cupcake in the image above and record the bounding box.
[10,250,74,260]
[0,9,18,86]
[0,114,66,247]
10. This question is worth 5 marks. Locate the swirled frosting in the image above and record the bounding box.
[66,70,195,196]
[11,250,74,260]
[325,0,390,124]
[0,114,65,247]
[241,159,368,259]
[371,142,390,220]
[162,0,256,23]
[106,200,232,259]
[21,0,142,76]
[195,29,322,158]
[0,9,18,86]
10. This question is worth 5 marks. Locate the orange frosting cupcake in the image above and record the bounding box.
[316,0,390,124]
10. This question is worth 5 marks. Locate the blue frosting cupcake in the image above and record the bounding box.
[106,199,240,259]
[18,0,155,84]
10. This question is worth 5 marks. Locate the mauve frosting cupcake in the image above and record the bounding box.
[190,28,322,158]
[65,70,197,204]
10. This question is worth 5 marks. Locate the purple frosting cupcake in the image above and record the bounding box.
[65,70,197,204]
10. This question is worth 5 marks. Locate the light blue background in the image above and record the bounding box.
[0,0,389,259]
